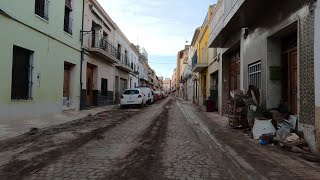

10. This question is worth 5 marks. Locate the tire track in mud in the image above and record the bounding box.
[107,99,173,180]
[0,109,140,179]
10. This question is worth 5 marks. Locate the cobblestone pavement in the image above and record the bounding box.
[25,99,170,180]
[158,99,232,180]
[24,98,233,180]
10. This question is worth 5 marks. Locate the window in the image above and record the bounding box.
[248,61,262,89]
[123,90,139,95]
[11,46,34,100]
[125,50,128,64]
[91,21,97,47]
[64,0,73,34]
[103,31,108,40]
[101,78,108,96]
[100,31,108,49]
[35,0,49,20]
[117,44,121,60]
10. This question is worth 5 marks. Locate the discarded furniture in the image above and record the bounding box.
[228,90,246,128]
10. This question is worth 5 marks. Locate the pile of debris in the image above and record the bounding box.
[227,86,320,161]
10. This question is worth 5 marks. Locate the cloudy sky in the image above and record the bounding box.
[97,0,216,78]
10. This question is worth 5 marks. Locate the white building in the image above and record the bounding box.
[129,44,140,88]
[114,28,133,103]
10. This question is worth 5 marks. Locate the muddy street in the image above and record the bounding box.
[0,97,234,180]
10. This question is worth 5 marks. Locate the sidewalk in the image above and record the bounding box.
[178,98,320,179]
[0,105,118,141]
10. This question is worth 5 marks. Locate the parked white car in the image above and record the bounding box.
[120,89,146,108]
[137,87,153,105]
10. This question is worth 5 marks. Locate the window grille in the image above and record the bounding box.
[248,61,261,89]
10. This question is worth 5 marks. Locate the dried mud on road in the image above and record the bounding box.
[107,99,173,180]
[0,108,141,179]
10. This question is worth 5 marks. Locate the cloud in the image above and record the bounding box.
[97,0,214,56]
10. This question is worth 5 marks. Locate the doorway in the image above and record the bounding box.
[282,48,297,115]
[86,63,94,107]
[229,50,240,92]
[63,63,71,107]
[281,34,297,115]
[202,74,207,106]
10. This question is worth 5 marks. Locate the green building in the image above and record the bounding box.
[0,0,83,120]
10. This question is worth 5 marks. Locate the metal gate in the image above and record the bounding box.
[120,78,127,93]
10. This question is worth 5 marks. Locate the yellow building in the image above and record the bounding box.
[192,5,215,107]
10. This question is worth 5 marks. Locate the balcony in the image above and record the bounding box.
[84,34,119,64]
[209,0,247,47]
[209,0,291,47]
[115,54,133,73]
[191,51,208,73]
[140,73,149,82]
[192,63,208,73]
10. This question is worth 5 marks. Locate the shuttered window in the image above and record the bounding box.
[248,61,262,89]
[35,0,49,20]
[64,0,72,34]
[11,46,34,100]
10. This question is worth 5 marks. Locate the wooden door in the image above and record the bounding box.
[63,65,71,98]
[86,64,94,106]
[289,50,297,114]
[229,60,240,92]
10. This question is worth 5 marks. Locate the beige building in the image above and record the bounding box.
[171,68,177,92]
[81,0,119,109]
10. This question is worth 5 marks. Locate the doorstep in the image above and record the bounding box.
[0,105,119,141]
[180,100,320,179]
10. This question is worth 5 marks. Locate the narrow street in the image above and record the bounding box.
[0,98,232,180]
[1,97,320,180]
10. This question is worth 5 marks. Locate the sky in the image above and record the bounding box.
[97,0,216,78]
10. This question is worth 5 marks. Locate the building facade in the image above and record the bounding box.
[162,78,171,93]
[209,0,319,152]
[129,44,140,89]
[81,0,118,109]
[0,0,83,120]
[171,68,177,92]
[192,5,215,108]
[114,28,133,103]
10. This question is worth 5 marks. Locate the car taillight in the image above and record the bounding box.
[121,95,124,99]
[138,94,142,98]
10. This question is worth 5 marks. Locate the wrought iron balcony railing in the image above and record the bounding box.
[118,54,131,68]
[86,34,118,60]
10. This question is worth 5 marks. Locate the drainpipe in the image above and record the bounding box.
[80,0,85,110]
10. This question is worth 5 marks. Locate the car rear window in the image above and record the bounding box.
[123,90,139,95]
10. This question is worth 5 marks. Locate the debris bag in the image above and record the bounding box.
[252,118,276,140]
[275,121,292,141]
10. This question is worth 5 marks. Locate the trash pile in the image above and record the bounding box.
[227,85,314,157]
